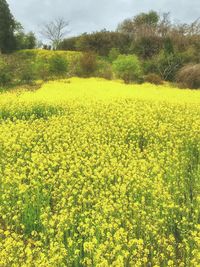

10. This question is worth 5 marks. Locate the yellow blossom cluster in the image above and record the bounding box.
[0,78,200,266]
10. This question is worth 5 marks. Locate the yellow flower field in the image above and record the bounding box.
[0,78,200,266]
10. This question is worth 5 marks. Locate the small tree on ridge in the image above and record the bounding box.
[41,18,70,50]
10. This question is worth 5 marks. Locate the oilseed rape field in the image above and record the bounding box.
[0,78,200,267]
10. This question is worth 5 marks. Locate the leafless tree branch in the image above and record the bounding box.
[40,18,70,49]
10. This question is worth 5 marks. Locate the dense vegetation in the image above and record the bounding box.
[0,78,200,266]
[1,48,200,89]
[0,0,16,53]
[58,11,200,88]
[0,50,109,88]
[0,0,36,53]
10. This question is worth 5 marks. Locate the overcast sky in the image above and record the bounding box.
[7,0,200,39]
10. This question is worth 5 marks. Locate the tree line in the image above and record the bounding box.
[58,11,200,87]
[59,11,200,60]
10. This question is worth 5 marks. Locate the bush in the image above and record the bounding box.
[176,64,200,89]
[108,48,120,62]
[144,73,163,85]
[0,71,12,86]
[0,67,12,86]
[19,62,37,84]
[67,57,82,77]
[179,46,199,64]
[142,59,158,75]
[155,51,183,81]
[36,59,50,81]
[95,60,113,80]
[0,59,12,86]
[49,54,68,77]
[80,52,97,77]
[143,51,183,82]
[112,54,142,83]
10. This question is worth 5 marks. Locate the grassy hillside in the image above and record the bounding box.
[0,50,114,88]
[0,79,200,266]
[16,49,82,62]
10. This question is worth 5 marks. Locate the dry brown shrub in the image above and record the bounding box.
[176,64,200,89]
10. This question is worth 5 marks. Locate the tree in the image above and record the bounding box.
[0,0,16,53]
[25,32,37,49]
[80,52,97,77]
[158,12,171,37]
[117,11,160,40]
[134,11,159,27]
[113,54,142,83]
[41,18,70,50]
[58,36,78,51]
[132,36,163,59]
[74,31,131,56]
[15,22,37,50]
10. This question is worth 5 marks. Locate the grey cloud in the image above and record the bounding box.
[7,0,200,39]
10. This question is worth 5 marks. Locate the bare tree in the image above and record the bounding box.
[158,12,171,37]
[188,17,200,36]
[41,18,70,50]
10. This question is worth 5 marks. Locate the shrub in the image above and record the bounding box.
[0,58,12,86]
[19,63,37,84]
[144,73,163,85]
[49,54,68,77]
[0,70,12,86]
[112,54,142,83]
[80,52,97,77]
[108,48,120,62]
[155,51,183,81]
[95,60,113,80]
[16,50,37,60]
[143,51,183,82]
[0,69,12,86]
[67,57,82,77]
[176,64,200,89]
[142,59,158,75]
[179,46,199,64]
[36,59,50,81]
